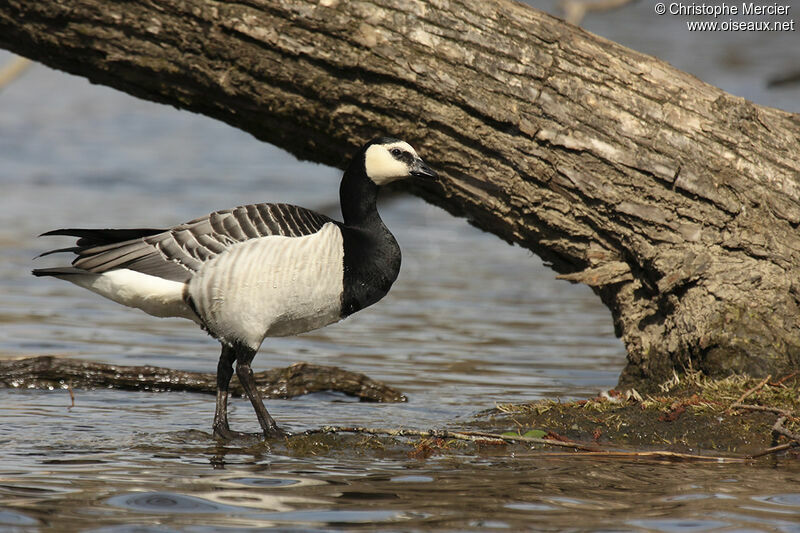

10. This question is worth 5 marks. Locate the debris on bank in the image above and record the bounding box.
[469,370,799,459]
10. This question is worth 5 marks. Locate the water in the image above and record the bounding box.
[1,2,799,530]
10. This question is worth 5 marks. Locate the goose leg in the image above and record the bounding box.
[234,344,285,439]
[212,343,244,440]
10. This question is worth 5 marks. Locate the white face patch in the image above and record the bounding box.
[364,141,418,186]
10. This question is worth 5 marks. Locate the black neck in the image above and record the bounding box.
[336,144,402,318]
[339,154,380,227]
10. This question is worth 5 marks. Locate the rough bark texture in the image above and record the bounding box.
[1,0,799,387]
[0,356,407,402]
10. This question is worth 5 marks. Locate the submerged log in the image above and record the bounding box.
[1,0,799,387]
[0,356,406,402]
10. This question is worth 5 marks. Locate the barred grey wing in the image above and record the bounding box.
[54,203,334,283]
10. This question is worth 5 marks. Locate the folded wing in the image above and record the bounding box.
[37,203,334,282]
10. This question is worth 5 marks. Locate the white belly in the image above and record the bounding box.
[187,222,345,349]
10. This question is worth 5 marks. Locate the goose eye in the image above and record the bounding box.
[391,148,402,157]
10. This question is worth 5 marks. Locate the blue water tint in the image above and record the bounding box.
[752,493,800,509]
[106,492,237,514]
[504,501,557,512]
[0,509,38,526]
[627,518,732,531]
[390,475,434,483]
[224,477,301,488]
[468,519,511,529]
[88,526,181,533]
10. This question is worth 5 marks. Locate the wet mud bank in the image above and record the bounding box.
[274,372,800,462]
[469,371,799,459]
[4,357,798,461]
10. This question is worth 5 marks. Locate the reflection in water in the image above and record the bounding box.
[752,493,800,508]
[224,477,302,487]
[4,445,795,531]
[0,509,39,527]
[106,492,226,513]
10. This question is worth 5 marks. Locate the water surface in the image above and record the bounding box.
[2,2,799,530]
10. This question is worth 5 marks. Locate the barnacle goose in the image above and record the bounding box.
[33,137,437,440]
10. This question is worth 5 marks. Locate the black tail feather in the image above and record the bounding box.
[35,246,82,259]
[40,228,165,247]
[32,267,87,277]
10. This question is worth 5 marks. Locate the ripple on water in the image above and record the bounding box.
[87,527,179,533]
[106,492,239,514]
[627,518,732,531]
[389,475,434,483]
[106,489,427,527]
[258,509,422,526]
[224,477,300,488]
[503,502,557,512]
[751,493,800,510]
[663,493,737,502]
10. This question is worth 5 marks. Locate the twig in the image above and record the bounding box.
[730,404,791,417]
[730,401,799,456]
[769,372,798,387]
[518,450,747,463]
[768,70,800,89]
[727,375,771,413]
[772,415,800,445]
[318,426,603,452]
[313,427,745,462]
[747,442,799,459]
[0,56,32,90]
[318,413,800,461]
[558,0,639,25]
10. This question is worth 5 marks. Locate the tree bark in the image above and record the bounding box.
[2,0,798,388]
[0,356,406,402]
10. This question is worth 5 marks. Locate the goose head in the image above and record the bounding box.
[362,137,437,186]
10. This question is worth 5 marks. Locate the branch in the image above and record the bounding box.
[730,403,800,455]
[0,54,31,89]
[318,425,602,451]
[0,356,406,402]
[772,415,800,445]
[558,0,640,25]
[726,374,771,413]
[312,426,747,462]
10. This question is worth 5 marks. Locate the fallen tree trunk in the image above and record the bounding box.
[1,0,798,388]
[0,356,406,402]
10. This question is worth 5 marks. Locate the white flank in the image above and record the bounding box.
[187,222,345,349]
[364,141,417,185]
[61,269,195,320]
